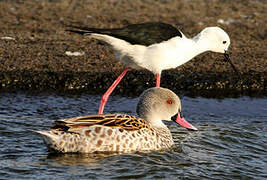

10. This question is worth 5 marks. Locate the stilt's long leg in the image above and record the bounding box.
[156,73,161,87]
[98,67,131,114]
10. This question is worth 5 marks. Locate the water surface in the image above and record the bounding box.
[0,92,266,179]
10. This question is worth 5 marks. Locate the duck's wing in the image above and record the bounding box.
[67,22,182,46]
[52,114,150,132]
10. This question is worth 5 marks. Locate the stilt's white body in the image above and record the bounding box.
[90,26,230,74]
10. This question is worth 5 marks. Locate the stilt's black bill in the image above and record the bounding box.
[223,51,240,75]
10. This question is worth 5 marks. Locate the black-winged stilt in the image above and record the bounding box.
[67,22,238,114]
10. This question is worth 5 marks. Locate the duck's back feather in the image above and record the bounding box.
[53,114,150,132]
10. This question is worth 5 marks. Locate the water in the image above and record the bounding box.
[0,92,266,179]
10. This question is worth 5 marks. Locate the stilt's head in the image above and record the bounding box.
[196,27,240,75]
[197,27,230,53]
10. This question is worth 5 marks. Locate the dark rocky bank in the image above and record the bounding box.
[0,0,266,97]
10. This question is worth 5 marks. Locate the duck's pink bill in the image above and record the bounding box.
[176,114,198,131]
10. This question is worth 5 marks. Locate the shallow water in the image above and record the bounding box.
[0,92,266,179]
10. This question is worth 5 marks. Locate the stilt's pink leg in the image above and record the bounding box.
[156,73,161,87]
[98,67,130,114]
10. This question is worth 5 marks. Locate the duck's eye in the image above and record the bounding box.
[223,41,227,44]
[166,100,172,104]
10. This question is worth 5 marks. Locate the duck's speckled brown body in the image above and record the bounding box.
[37,87,196,153]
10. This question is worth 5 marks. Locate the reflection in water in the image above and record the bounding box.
[46,153,109,167]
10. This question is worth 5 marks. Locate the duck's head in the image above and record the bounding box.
[136,87,197,130]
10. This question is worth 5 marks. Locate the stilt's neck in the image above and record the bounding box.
[191,33,212,54]
[171,35,210,61]
[161,37,209,69]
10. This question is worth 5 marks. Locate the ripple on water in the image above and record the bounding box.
[0,93,266,179]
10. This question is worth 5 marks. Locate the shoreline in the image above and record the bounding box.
[0,70,265,98]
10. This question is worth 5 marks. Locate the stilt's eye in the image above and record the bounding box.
[223,41,227,44]
[166,100,172,104]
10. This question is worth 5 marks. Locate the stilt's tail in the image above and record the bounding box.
[65,24,111,35]
[66,29,93,35]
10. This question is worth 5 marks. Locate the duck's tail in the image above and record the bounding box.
[35,130,60,151]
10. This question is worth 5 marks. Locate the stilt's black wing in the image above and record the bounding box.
[67,22,182,46]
